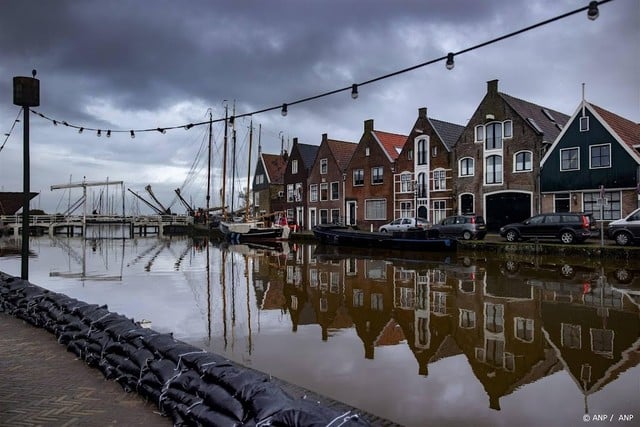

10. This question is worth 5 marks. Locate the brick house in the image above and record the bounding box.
[454,79,569,230]
[252,151,287,222]
[306,133,357,227]
[540,100,640,219]
[394,107,464,224]
[282,138,319,230]
[344,119,407,230]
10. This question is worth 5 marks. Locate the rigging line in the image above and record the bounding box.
[27,0,614,134]
[0,108,23,153]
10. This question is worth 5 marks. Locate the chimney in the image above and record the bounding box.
[418,107,427,118]
[487,79,499,95]
[292,137,298,146]
[364,119,374,132]
[322,133,327,144]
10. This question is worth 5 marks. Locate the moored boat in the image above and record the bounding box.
[312,224,457,252]
[219,220,290,243]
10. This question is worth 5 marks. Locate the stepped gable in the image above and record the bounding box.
[261,153,286,184]
[429,117,465,150]
[372,130,408,161]
[327,139,357,171]
[591,104,640,149]
[499,92,570,141]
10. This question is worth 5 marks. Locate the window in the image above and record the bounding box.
[319,209,328,224]
[459,158,474,177]
[408,149,413,160]
[371,293,384,311]
[365,199,386,220]
[591,328,614,358]
[554,193,570,212]
[433,169,446,190]
[320,183,328,201]
[590,144,611,169]
[485,155,503,184]
[294,183,302,202]
[371,166,383,184]
[353,289,364,307]
[365,146,370,156]
[584,191,621,220]
[417,172,427,198]
[309,184,318,202]
[514,317,534,342]
[433,200,446,224]
[255,174,264,185]
[291,159,298,174]
[417,139,428,165]
[580,116,589,132]
[514,151,532,172]
[459,309,476,329]
[560,148,579,171]
[475,125,484,142]
[353,169,364,186]
[331,209,340,224]
[320,158,328,174]
[485,303,504,333]
[486,122,502,150]
[400,173,413,193]
[400,201,412,218]
[330,182,339,200]
[503,120,513,138]
[562,323,581,349]
[287,184,294,202]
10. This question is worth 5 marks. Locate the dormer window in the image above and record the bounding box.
[291,159,298,174]
[320,158,328,174]
[365,146,370,156]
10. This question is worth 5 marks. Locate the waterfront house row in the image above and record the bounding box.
[252,79,640,231]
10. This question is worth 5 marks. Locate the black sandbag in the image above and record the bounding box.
[80,306,113,325]
[183,402,244,427]
[66,338,87,358]
[72,303,108,318]
[201,364,268,396]
[115,372,139,393]
[147,359,181,385]
[104,341,139,358]
[268,399,370,427]
[97,357,119,380]
[140,333,178,354]
[178,351,228,373]
[138,379,162,405]
[169,371,245,422]
[104,353,141,377]
[129,347,155,370]
[236,381,295,422]
[159,345,206,365]
[91,312,135,331]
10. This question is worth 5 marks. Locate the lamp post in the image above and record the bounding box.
[13,70,40,280]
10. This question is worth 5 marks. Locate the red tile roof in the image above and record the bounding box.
[372,130,408,161]
[591,104,640,149]
[327,139,357,171]
[261,153,286,184]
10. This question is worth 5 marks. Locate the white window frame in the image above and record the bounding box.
[560,147,580,172]
[371,166,383,185]
[475,125,484,143]
[513,150,533,172]
[319,183,328,201]
[330,181,339,200]
[503,120,513,139]
[433,169,446,191]
[309,184,318,202]
[353,169,364,186]
[291,159,298,174]
[459,157,475,177]
[589,143,611,169]
[580,116,589,132]
[320,158,328,174]
[514,317,534,343]
[485,155,503,185]
[364,198,386,220]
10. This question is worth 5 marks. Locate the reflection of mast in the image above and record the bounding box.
[206,239,212,342]
[231,252,237,352]
[221,250,228,349]
[245,253,253,355]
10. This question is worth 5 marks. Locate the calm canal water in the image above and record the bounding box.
[1,229,638,427]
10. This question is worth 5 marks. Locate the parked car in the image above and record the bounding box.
[378,217,430,233]
[430,214,486,240]
[608,207,640,246]
[499,212,592,244]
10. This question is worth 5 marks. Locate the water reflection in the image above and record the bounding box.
[0,235,637,426]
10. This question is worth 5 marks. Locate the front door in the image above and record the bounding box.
[346,201,357,226]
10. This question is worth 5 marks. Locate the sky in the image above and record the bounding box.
[1,0,638,215]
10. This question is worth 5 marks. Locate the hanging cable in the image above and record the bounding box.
[0,108,23,153]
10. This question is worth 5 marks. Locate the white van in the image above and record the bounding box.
[608,208,640,246]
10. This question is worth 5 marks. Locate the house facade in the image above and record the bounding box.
[252,151,287,222]
[306,133,357,227]
[540,101,640,219]
[344,119,407,230]
[454,79,569,230]
[282,138,319,230]
[394,107,464,224]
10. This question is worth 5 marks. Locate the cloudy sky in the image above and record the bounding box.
[1,0,637,215]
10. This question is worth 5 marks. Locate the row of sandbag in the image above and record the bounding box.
[0,273,369,427]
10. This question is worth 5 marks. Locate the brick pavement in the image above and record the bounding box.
[0,312,169,426]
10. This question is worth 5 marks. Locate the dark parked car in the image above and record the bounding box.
[499,212,592,244]
[608,208,640,246]
[430,214,486,240]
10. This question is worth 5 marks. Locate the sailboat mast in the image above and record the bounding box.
[222,104,228,220]
[245,119,253,221]
[206,110,212,215]
[231,102,237,217]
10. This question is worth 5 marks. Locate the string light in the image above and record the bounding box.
[130,130,135,138]
[53,120,58,126]
[588,1,599,20]
[23,0,612,140]
[445,53,455,70]
[106,130,111,138]
[97,129,101,137]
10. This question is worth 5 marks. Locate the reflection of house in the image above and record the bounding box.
[540,292,640,406]
[540,100,640,219]
[309,255,352,341]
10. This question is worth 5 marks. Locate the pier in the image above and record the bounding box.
[0,214,192,238]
